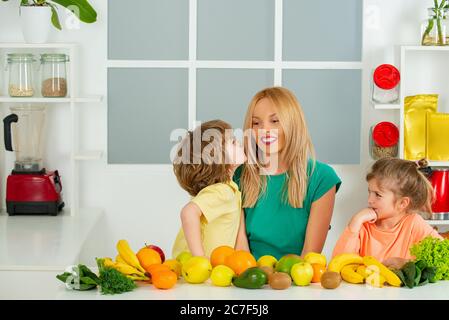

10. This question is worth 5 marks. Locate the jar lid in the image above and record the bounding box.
[40,53,69,63]
[7,53,36,62]
[372,122,399,147]
[373,64,400,90]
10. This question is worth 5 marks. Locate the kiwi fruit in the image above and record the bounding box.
[320,271,342,289]
[269,272,292,290]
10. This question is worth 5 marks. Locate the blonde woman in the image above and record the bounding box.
[233,87,341,260]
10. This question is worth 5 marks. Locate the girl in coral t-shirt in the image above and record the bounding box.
[332,158,442,268]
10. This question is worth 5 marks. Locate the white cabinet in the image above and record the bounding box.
[0,43,103,217]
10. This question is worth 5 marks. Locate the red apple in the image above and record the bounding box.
[146,244,165,263]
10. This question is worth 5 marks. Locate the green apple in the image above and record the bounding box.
[182,256,212,284]
[275,255,303,274]
[176,251,193,265]
[290,262,314,286]
[210,265,235,287]
[257,255,278,268]
[304,252,327,267]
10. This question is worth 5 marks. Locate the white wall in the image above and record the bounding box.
[0,0,438,265]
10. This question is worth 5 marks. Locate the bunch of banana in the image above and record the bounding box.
[362,256,401,287]
[116,239,147,274]
[327,253,363,273]
[101,257,149,281]
[340,264,364,284]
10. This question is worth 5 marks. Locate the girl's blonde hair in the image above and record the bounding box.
[366,158,434,214]
[241,87,315,208]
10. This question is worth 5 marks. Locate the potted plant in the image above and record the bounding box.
[1,0,97,43]
[422,0,449,45]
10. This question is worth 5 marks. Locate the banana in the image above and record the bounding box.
[328,253,363,273]
[126,274,149,281]
[366,272,386,288]
[113,261,146,277]
[116,239,146,274]
[356,265,372,279]
[362,256,401,287]
[340,264,364,284]
[103,257,115,268]
[116,254,127,264]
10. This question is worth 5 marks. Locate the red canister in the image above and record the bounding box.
[430,167,449,219]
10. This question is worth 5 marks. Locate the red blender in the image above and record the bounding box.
[3,105,64,216]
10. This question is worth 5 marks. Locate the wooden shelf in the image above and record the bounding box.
[0,95,103,103]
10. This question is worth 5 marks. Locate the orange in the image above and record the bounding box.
[152,270,177,289]
[224,250,257,276]
[210,246,235,267]
[146,263,171,276]
[137,247,162,272]
[311,263,326,283]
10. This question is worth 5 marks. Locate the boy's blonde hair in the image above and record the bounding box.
[241,87,316,208]
[173,120,233,197]
[366,158,433,214]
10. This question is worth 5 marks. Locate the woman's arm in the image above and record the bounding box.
[180,202,205,256]
[235,209,250,251]
[301,186,336,256]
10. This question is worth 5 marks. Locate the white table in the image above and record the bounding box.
[1,270,448,300]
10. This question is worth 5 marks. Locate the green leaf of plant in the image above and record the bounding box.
[80,276,98,285]
[49,4,62,30]
[49,0,96,23]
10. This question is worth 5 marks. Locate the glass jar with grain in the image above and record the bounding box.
[7,53,36,97]
[370,122,399,160]
[40,53,69,97]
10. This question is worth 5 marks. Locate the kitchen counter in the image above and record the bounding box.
[0,209,103,271]
[1,270,448,300]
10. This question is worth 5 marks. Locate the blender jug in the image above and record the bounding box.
[3,105,46,172]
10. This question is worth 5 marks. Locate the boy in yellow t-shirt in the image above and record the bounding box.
[172,120,248,258]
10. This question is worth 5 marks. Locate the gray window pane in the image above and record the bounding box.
[197,69,274,130]
[283,70,361,164]
[108,0,189,60]
[108,68,188,164]
[197,0,274,60]
[283,0,362,61]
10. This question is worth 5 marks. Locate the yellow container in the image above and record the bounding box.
[404,94,438,160]
[427,112,449,161]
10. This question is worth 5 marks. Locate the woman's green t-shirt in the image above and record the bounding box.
[233,160,341,260]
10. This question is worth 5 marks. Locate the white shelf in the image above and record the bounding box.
[425,220,449,225]
[402,45,449,52]
[428,161,449,167]
[74,150,103,161]
[373,103,400,110]
[0,43,79,49]
[0,95,103,103]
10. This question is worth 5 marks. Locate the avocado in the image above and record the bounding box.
[232,267,267,289]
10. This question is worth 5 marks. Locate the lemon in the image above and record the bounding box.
[257,255,278,268]
[176,251,193,266]
[182,256,212,284]
[304,252,327,267]
[163,259,182,278]
[210,265,235,287]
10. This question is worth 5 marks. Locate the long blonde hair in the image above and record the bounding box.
[241,87,315,208]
